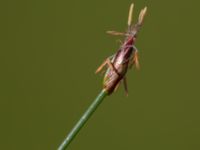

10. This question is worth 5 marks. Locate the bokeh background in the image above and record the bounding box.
[1,0,200,149]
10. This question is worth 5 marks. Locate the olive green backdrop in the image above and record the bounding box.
[1,0,200,149]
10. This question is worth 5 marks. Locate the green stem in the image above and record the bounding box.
[58,89,108,150]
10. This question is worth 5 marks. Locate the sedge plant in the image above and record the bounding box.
[58,3,147,150]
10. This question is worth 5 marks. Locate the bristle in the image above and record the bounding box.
[128,3,134,27]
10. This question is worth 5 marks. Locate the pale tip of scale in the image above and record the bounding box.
[128,3,134,27]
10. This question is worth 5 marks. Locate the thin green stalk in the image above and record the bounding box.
[58,89,108,150]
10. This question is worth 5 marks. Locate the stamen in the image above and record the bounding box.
[106,31,126,36]
[128,3,134,27]
[138,6,147,25]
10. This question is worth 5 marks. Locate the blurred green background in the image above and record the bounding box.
[1,0,200,149]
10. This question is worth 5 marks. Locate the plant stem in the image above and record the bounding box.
[58,89,108,150]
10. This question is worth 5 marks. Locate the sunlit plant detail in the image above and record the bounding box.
[58,3,147,150]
